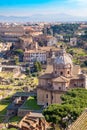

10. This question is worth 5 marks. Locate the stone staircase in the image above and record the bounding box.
[68,109,87,130]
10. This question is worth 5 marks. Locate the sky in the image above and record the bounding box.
[0,0,87,17]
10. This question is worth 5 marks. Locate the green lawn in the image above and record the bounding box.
[0,102,9,115]
[23,96,42,110]
[9,116,22,124]
[67,47,87,65]
[0,116,4,123]
[0,101,10,123]
[67,47,87,57]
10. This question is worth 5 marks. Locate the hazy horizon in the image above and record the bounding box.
[0,0,87,17]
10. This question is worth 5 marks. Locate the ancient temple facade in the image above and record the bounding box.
[37,49,87,106]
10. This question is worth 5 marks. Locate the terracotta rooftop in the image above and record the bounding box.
[39,46,59,51]
[19,36,33,41]
[28,112,44,118]
[45,65,53,73]
[71,74,85,80]
[0,26,24,32]
[24,49,46,53]
[68,109,87,130]
[72,65,81,75]
[39,73,53,79]
[52,76,69,83]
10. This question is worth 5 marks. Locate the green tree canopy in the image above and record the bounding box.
[47,24,79,36]
[14,56,19,65]
[34,61,42,72]
[14,49,24,56]
[43,88,87,129]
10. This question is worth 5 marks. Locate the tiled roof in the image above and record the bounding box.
[68,109,87,130]
[24,49,46,53]
[45,65,53,73]
[52,76,69,83]
[39,73,53,79]
[39,46,59,51]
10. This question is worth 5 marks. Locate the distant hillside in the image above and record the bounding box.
[0,14,87,22]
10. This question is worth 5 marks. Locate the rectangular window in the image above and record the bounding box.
[46,103,48,106]
[59,87,61,90]
[52,95,53,100]
[74,84,76,87]
[46,94,48,98]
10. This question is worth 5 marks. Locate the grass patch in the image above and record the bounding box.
[23,96,42,110]
[9,116,22,124]
[0,102,10,115]
[0,101,10,123]
[67,47,87,56]
[67,47,87,65]
[0,116,4,123]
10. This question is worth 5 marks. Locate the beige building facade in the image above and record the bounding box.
[23,50,47,64]
[37,49,87,106]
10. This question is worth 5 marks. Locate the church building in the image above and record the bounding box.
[37,49,87,106]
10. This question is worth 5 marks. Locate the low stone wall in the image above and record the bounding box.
[18,108,42,117]
[18,108,31,117]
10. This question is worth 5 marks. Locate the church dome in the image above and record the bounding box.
[54,49,73,67]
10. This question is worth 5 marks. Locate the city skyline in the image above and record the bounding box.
[0,0,87,17]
